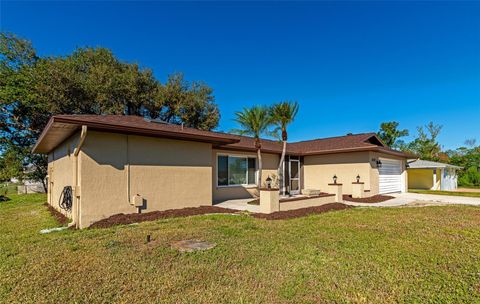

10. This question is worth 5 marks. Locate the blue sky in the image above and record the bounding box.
[2,1,479,149]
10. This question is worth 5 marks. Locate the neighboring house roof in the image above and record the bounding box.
[33,115,415,158]
[407,159,462,169]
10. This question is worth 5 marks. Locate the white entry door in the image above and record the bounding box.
[379,158,402,194]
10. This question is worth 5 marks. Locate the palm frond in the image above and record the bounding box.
[232,105,272,139]
[269,100,299,128]
[229,128,249,136]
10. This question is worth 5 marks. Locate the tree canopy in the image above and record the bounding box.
[406,122,443,161]
[446,140,480,187]
[0,32,220,187]
[377,121,409,149]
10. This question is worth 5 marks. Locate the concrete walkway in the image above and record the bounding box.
[215,198,260,212]
[215,193,480,212]
[344,192,480,207]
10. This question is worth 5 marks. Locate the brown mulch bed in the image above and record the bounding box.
[44,203,70,225]
[342,194,394,203]
[90,206,239,229]
[251,203,352,220]
[91,203,354,228]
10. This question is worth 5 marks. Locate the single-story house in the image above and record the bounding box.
[33,115,414,228]
[407,159,462,191]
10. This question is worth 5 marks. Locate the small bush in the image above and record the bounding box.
[458,166,480,187]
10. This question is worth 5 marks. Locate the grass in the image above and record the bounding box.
[1,194,480,303]
[0,182,21,196]
[409,189,480,198]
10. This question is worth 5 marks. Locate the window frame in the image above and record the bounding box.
[216,153,258,188]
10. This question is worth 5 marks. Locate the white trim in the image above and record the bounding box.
[289,158,301,195]
[215,153,258,188]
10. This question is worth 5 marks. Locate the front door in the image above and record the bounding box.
[289,158,300,195]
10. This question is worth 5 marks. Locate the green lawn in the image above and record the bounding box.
[1,194,480,303]
[0,182,20,195]
[409,189,480,198]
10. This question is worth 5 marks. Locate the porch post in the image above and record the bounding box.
[259,188,280,214]
[440,168,445,190]
[327,183,343,203]
[432,169,437,190]
[351,182,365,198]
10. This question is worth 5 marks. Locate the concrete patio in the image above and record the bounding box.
[215,192,480,212]
[214,194,335,213]
[214,198,261,213]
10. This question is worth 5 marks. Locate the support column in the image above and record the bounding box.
[351,182,365,198]
[259,188,280,214]
[432,169,437,190]
[327,183,343,203]
[440,168,445,190]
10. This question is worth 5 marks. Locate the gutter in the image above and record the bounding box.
[52,116,239,145]
[71,125,87,228]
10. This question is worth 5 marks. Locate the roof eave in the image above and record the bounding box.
[33,116,240,154]
[375,147,417,158]
[293,146,376,156]
[214,145,282,155]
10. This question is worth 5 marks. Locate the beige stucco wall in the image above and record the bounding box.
[77,131,213,228]
[303,152,372,195]
[212,149,279,202]
[304,151,407,195]
[47,133,81,220]
[280,195,335,211]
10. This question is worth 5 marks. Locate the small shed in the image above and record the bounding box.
[407,159,462,191]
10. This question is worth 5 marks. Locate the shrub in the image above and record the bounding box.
[458,166,480,187]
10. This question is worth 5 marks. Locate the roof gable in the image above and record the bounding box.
[364,134,386,147]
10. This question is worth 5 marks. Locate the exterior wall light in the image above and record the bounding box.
[266,176,272,189]
[333,174,338,184]
[356,174,360,183]
[376,160,382,168]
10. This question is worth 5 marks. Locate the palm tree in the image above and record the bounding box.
[232,106,272,188]
[269,101,299,194]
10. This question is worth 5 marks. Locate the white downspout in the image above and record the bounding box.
[71,125,88,228]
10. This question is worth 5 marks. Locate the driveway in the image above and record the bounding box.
[344,192,480,207]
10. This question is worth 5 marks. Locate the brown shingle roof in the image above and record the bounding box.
[216,132,414,158]
[216,135,284,154]
[33,115,239,153]
[287,133,384,155]
[33,115,414,158]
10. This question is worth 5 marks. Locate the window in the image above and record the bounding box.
[217,155,256,186]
